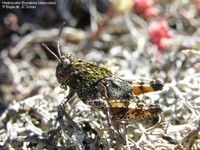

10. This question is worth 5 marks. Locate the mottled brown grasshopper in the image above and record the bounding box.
[42,25,163,133]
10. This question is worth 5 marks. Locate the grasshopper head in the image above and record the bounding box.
[55,54,74,89]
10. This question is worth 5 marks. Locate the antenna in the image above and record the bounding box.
[41,43,61,63]
[41,22,66,63]
[57,22,66,59]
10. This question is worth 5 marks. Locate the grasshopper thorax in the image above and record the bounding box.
[56,53,113,94]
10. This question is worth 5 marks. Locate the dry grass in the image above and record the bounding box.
[0,0,200,149]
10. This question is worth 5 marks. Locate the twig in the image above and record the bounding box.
[10,136,58,149]
[181,49,200,56]
[174,118,200,150]
[185,98,200,109]
[11,27,86,57]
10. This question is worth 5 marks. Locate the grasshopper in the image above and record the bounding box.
[41,27,163,132]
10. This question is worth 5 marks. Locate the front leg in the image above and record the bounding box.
[57,89,83,134]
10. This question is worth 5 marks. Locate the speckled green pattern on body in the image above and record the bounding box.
[56,54,113,100]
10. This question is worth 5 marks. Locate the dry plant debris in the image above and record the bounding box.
[0,0,200,149]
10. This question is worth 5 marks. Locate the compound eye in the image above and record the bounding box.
[62,58,70,68]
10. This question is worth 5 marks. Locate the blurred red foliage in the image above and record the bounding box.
[148,20,173,52]
[133,0,158,19]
